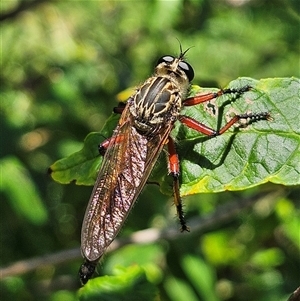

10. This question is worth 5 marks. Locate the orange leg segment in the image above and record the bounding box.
[168,137,190,232]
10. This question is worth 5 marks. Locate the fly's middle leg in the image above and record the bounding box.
[167,137,190,232]
[97,104,126,154]
[98,138,111,155]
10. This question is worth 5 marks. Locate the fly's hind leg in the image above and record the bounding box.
[98,135,125,155]
[167,137,190,232]
[178,112,271,137]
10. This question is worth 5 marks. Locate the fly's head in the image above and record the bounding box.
[155,52,194,92]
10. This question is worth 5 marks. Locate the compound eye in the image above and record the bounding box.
[179,61,194,81]
[157,55,175,66]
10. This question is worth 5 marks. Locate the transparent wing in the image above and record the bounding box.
[81,105,173,261]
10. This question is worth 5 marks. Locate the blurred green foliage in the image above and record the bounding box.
[1,1,299,301]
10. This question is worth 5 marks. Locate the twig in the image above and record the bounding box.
[0,190,282,279]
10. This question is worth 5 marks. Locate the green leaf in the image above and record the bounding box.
[0,156,48,224]
[164,276,199,301]
[49,114,120,186]
[250,248,285,269]
[181,255,219,301]
[49,77,299,196]
[104,244,165,274]
[78,265,159,301]
[50,290,77,301]
[177,77,299,195]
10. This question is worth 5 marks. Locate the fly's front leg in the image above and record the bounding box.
[183,85,251,106]
[113,103,126,114]
[167,137,190,232]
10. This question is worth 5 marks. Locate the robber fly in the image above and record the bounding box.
[79,47,270,284]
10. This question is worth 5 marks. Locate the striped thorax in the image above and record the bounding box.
[129,54,195,134]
